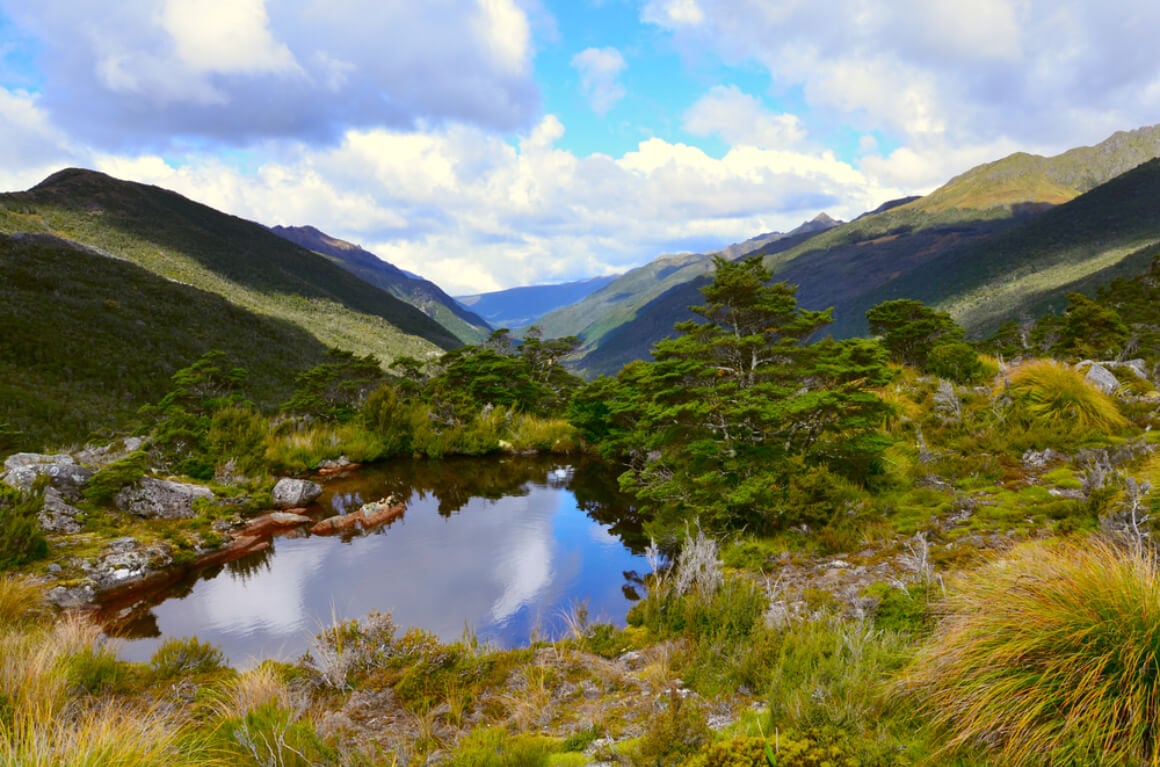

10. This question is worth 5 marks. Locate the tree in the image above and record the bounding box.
[282,348,385,423]
[586,257,894,539]
[866,299,964,369]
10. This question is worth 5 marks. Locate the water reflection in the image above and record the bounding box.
[100,457,649,669]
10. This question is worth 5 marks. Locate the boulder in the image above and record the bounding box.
[39,487,84,534]
[1,452,93,502]
[1081,362,1120,395]
[89,537,173,588]
[271,478,323,509]
[115,477,213,519]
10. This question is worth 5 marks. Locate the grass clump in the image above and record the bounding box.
[901,537,1160,765]
[1005,359,1128,434]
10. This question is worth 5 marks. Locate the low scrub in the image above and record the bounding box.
[901,537,1160,765]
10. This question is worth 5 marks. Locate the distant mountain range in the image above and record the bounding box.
[455,275,619,330]
[4,123,1160,446]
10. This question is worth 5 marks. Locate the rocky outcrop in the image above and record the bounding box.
[115,477,213,519]
[39,487,85,533]
[73,437,145,469]
[1079,361,1120,395]
[310,498,404,536]
[2,452,93,502]
[272,478,323,509]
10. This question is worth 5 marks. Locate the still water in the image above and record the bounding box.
[100,457,651,669]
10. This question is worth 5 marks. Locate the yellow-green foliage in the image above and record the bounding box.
[0,574,45,625]
[1005,359,1128,433]
[685,731,858,767]
[444,726,555,767]
[901,537,1160,765]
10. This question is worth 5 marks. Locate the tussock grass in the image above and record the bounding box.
[0,574,46,625]
[901,537,1160,765]
[1005,358,1128,432]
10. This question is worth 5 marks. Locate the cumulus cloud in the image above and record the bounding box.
[0,0,540,148]
[571,46,627,115]
[643,0,1160,157]
[683,85,806,149]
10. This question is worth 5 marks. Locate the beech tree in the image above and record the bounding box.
[577,257,894,539]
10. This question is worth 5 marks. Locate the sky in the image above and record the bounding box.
[2,1,1160,295]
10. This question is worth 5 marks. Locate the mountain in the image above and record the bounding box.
[0,169,461,365]
[566,124,1160,376]
[269,225,491,344]
[455,275,619,330]
[0,232,333,449]
[533,215,843,356]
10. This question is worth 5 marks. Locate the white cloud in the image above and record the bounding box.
[571,47,627,115]
[0,0,541,147]
[643,0,1160,154]
[641,0,704,26]
[161,0,299,75]
[683,85,807,149]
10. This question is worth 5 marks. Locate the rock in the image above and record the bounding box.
[1022,448,1064,470]
[45,583,96,608]
[88,537,173,589]
[271,478,323,509]
[115,477,213,519]
[39,486,84,533]
[1,452,92,502]
[72,437,144,469]
[1079,361,1120,395]
[243,511,313,538]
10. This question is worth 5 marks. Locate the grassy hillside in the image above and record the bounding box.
[847,156,1160,337]
[0,169,459,363]
[270,225,491,344]
[0,233,331,449]
[568,124,1160,374]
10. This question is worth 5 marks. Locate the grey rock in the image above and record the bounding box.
[1022,448,1064,470]
[45,583,96,609]
[271,478,323,509]
[1079,361,1120,395]
[39,486,84,533]
[1,452,92,502]
[115,477,213,519]
[87,537,173,589]
[73,437,144,468]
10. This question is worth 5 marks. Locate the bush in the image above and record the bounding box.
[0,483,47,571]
[83,450,148,505]
[149,636,227,680]
[926,341,985,384]
[901,538,1160,765]
[444,727,553,767]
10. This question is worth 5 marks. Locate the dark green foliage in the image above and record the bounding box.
[867,299,964,369]
[0,482,47,570]
[83,450,148,505]
[0,234,328,450]
[584,257,893,538]
[282,348,386,423]
[926,341,985,384]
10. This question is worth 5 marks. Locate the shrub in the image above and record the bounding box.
[444,727,553,767]
[926,341,985,384]
[149,636,227,681]
[83,450,149,505]
[206,404,269,475]
[901,538,1160,765]
[0,483,47,571]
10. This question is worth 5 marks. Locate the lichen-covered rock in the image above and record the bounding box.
[39,486,84,533]
[88,537,174,588]
[2,452,93,502]
[1081,361,1120,395]
[272,478,323,509]
[115,477,213,519]
[72,437,145,469]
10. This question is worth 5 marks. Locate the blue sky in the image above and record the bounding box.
[1,0,1159,293]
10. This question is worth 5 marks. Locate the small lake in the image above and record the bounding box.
[98,457,652,669]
